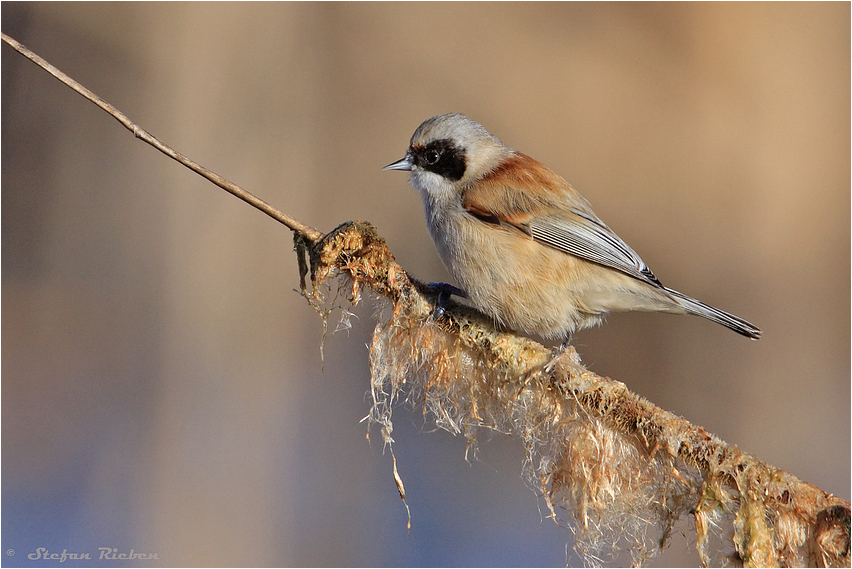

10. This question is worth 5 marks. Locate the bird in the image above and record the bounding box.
[383,113,761,342]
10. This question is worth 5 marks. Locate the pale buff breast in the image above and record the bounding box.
[432,212,684,339]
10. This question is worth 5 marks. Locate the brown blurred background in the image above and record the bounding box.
[2,3,848,567]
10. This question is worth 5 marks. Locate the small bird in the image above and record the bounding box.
[384,113,761,342]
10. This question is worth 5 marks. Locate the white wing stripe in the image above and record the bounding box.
[530,217,654,284]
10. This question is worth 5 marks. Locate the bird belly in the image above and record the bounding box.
[430,216,681,339]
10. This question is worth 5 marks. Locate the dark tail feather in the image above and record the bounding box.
[665,287,762,340]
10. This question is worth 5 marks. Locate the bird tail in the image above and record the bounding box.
[664,287,762,340]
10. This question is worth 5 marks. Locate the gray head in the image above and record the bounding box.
[384,114,513,192]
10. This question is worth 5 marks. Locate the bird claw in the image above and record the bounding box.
[428,282,466,320]
[432,304,446,320]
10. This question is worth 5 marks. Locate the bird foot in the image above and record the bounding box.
[428,282,467,319]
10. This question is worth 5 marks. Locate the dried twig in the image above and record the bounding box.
[1,32,323,244]
[4,33,848,567]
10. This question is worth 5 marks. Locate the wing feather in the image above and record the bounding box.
[461,152,661,287]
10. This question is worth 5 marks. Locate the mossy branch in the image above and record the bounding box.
[300,221,849,567]
[4,33,848,568]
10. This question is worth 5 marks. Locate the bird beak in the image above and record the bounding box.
[383,153,413,171]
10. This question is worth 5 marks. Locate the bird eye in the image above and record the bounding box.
[425,149,441,165]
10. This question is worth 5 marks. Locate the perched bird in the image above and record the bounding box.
[384,113,761,342]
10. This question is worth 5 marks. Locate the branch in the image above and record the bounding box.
[5,33,848,567]
[0,32,323,244]
[304,222,850,568]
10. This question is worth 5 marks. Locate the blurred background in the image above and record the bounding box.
[2,3,848,567]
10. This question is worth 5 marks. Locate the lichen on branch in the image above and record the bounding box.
[300,221,850,568]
